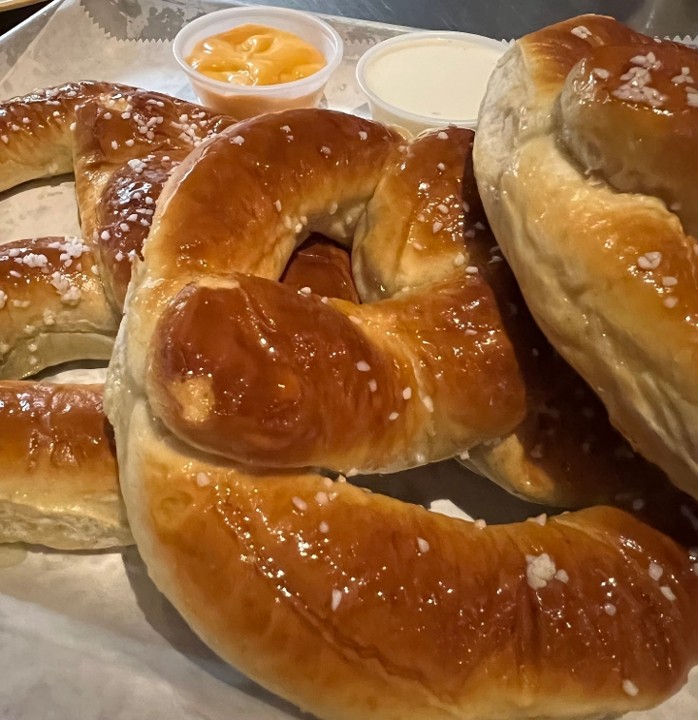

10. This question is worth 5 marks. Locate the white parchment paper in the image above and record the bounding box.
[0,1,696,718]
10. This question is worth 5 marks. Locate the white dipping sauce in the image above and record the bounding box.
[361,36,504,129]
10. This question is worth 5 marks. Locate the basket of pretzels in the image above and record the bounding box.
[1,13,697,720]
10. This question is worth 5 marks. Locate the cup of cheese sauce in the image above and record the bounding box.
[173,7,343,118]
[357,31,506,136]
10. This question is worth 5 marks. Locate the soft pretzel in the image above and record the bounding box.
[352,124,670,508]
[0,380,131,549]
[0,76,685,547]
[0,78,661,528]
[121,115,524,474]
[474,15,698,500]
[106,109,698,719]
[0,82,235,378]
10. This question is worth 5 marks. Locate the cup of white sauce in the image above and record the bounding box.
[356,31,506,136]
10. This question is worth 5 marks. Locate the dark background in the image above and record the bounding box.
[2,0,697,39]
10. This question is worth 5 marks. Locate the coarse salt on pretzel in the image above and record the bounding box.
[106,109,698,719]
[0,235,116,378]
[475,15,698,500]
[0,81,116,192]
[72,85,235,310]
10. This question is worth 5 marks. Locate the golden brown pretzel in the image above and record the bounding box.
[475,15,698,500]
[0,82,235,547]
[106,109,698,719]
[0,82,235,379]
[0,78,677,537]
[0,76,687,553]
[122,115,524,473]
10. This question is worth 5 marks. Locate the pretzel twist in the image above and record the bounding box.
[0,80,680,539]
[0,78,694,557]
[106,109,698,719]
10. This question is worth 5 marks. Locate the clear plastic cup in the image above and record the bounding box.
[173,6,344,118]
[356,31,506,137]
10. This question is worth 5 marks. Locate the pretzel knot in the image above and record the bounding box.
[106,109,698,719]
[118,111,524,472]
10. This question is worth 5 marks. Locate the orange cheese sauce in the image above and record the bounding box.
[186,23,327,86]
